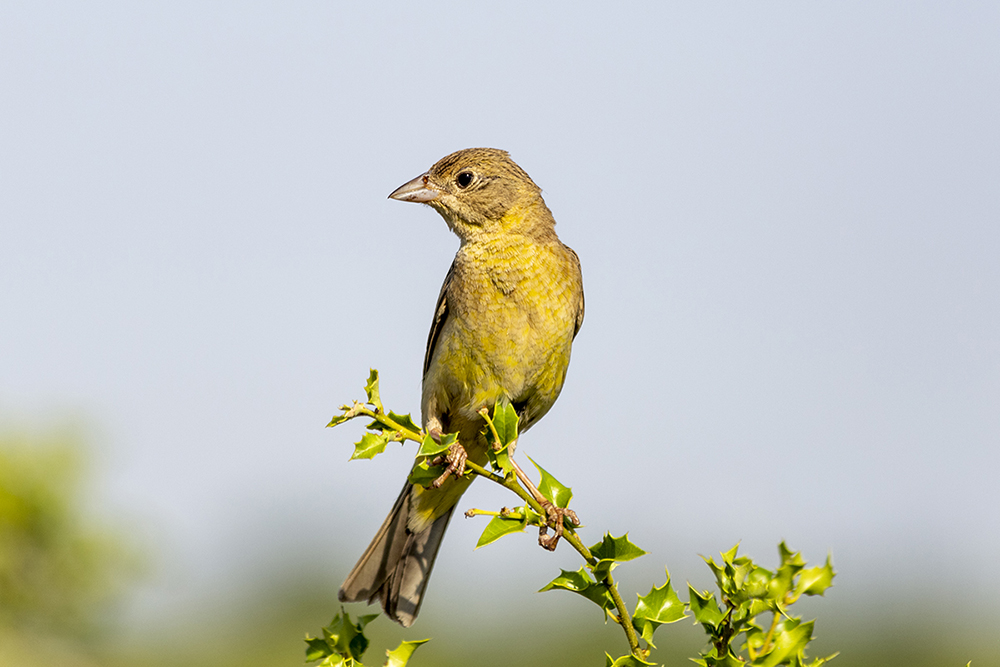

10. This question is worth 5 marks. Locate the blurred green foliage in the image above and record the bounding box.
[0,427,138,634]
[0,424,141,665]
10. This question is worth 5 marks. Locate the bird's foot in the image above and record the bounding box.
[537,500,580,551]
[431,442,468,488]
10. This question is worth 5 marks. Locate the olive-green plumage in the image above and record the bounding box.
[338,148,584,626]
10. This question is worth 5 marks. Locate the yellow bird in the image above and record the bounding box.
[338,148,584,627]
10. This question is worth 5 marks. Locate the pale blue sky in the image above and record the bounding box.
[2,1,998,634]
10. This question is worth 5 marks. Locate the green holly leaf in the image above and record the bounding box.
[778,541,805,568]
[745,622,767,656]
[482,400,517,475]
[416,432,456,458]
[387,411,420,435]
[305,635,333,662]
[328,413,351,428]
[795,555,835,597]
[720,543,740,564]
[631,570,687,647]
[703,554,731,594]
[540,567,614,614]
[475,511,527,548]
[384,639,429,667]
[756,618,814,667]
[351,432,391,460]
[591,558,618,582]
[705,648,746,667]
[688,586,725,629]
[744,597,772,620]
[604,653,655,667]
[770,543,806,603]
[589,533,648,563]
[318,655,348,667]
[367,412,420,436]
[364,369,380,405]
[523,504,544,526]
[407,459,446,488]
[743,565,772,599]
[704,547,754,598]
[491,400,519,446]
[588,534,646,581]
[348,634,369,664]
[486,439,514,476]
[731,558,755,592]
[527,455,573,509]
[802,653,840,667]
[317,611,368,662]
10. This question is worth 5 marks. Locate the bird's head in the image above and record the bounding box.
[389,148,555,243]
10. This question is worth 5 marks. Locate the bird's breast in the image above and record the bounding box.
[422,237,581,434]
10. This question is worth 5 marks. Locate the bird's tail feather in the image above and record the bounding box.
[338,482,453,627]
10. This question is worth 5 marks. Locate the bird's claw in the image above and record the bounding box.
[537,500,579,551]
[431,442,468,488]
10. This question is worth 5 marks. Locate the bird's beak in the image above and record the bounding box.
[388,173,442,203]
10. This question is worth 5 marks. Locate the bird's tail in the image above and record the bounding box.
[338,482,454,627]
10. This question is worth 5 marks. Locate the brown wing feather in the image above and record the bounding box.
[423,259,456,377]
[567,246,585,339]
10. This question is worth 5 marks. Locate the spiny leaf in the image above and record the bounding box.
[744,597,772,619]
[591,558,618,582]
[319,611,364,661]
[604,653,655,667]
[803,652,840,667]
[631,570,688,647]
[704,548,753,598]
[416,432,456,458]
[483,400,517,475]
[539,567,614,614]
[688,586,725,628]
[589,533,647,564]
[351,432,391,460]
[407,460,446,488]
[328,413,352,428]
[703,554,729,593]
[795,554,835,597]
[721,543,741,564]
[387,411,420,435]
[328,402,365,428]
[778,541,806,568]
[527,455,573,509]
[475,511,527,548]
[348,633,369,664]
[486,439,514,476]
[490,399,519,447]
[744,622,767,656]
[364,369,380,406]
[305,635,332,662]
[384,639,429,667]
[756,618,814,667]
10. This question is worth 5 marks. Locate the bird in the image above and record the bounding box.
[338,147,585,627]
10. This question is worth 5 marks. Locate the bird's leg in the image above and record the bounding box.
[505,440,580,551]
[429,426,468,489]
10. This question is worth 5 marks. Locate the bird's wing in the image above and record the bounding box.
[574,289,585,339]
[568,247,585,339]
[423,258,456,377]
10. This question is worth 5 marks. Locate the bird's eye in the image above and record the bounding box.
[456,171,474,188]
